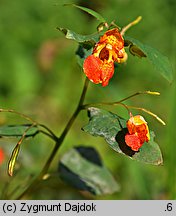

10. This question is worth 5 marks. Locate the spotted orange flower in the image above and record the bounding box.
[125,115,150,151]
[83,28,127,86]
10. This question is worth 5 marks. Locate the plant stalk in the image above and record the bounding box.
[16,78,89,199]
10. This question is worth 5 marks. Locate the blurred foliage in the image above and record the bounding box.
[0,0,175,199]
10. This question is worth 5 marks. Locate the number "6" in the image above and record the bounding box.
[167,203,172,211]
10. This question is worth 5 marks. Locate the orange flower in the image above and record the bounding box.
[83,28,127,86]
[125,115,150,151]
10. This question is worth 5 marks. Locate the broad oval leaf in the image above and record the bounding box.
[82,107,163,165]
[58,146,120,195]
[0,124,38,138]
[125,36,173,83]
[64,4,106,23]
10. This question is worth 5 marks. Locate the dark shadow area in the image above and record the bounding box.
[58,163,96,195]
[75,146,103,167]
[115,128,136,157]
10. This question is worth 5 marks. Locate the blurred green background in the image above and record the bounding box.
[0,0,175,199]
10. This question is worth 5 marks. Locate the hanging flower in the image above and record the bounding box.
[125,115,150,151]
[83,28,127,86]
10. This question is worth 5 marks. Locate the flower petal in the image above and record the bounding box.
[127,115,150,141]
[99,28,124,52]
[83,28,127,86]
[83,55,114,86]
[125,133,142,151]
[83,55,102,84]
[100,60,114,86]
[125,115,150,151]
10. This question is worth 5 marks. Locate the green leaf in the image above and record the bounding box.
[8,144,20,176]
[58,27,99,67]
[0,124,38,138]
[125,36,173,83]
[58,146,119,195]
[83,107,163,165]
[57,27,99,48]
[64,4,106,23]
[132,132,163,165]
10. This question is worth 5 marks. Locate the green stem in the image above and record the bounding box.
[38,124,59,142]
[0,108,37,123]
[0,109,59,141]
[59,77,89,143]
[82,90,160,108]
[39,130,57,141]
[82,101,131,115]
[42,78,89,174]
[127,105,166,125]
[16,78,89,199]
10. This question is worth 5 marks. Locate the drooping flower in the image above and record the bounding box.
[83,28,127,86]
[125,115,150,151]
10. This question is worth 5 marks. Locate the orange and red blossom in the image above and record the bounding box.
[125,115,150,151]
[83,28,127,87]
